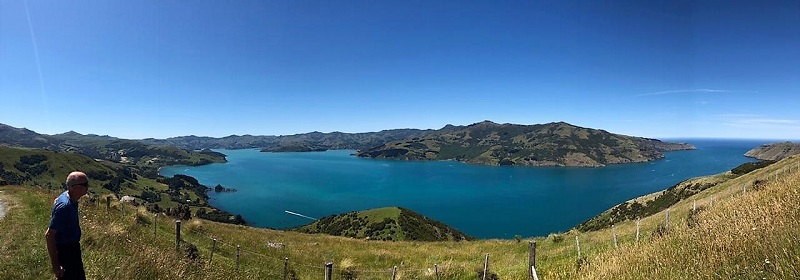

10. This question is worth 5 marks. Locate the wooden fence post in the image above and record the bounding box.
[106,196,111,210]
[283,257,289,280]
[693,200,696,212]
[153,213,157,239]
[324,262,333,280]
[175,220,181,251]
[531,265,540,280]
[528,240,536,279]
[482,253,489,280]
[392,266,397,280]
[434,264,439,280]
[710,195,714,208]
[636,218,640,244]
[236,245,240,273]
[210,239,216,265]
[612,225,618,248]
[576,236,581,259]
[665,209,670,231]
[743,183,746,194]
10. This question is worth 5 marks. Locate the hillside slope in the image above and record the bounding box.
[0,123,226,176]
[2,155,799,279]
[291,207,473,241]
[745,141,800,160]
[0,146,242,225]
[358,121,695,167]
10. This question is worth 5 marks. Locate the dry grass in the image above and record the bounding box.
[1,156,799,279]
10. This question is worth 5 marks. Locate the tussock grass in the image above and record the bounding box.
[1,155,799,279]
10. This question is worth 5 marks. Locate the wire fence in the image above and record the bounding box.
[98,159,799,279]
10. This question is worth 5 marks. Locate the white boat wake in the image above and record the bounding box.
[285,210,317,220]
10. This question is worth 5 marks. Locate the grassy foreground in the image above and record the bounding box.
[1,155,799,279]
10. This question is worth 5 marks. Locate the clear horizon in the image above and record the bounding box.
[2,1,799,140]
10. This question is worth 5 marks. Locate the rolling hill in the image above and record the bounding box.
[291,207,473,241]
[357,121,695,167]
[745,141,800,161]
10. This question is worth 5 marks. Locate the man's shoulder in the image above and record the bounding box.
[53,192,71,209]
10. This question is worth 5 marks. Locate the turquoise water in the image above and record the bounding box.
[160,139,769,239]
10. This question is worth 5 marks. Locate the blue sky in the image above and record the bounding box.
[2,1,798,140]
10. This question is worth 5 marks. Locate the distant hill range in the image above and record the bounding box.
[745,142,800,161]
[1,121,694,167]
[140,129,433,152]
[291,207,473,241]
[0,123,226,177]
[357,121,695,167]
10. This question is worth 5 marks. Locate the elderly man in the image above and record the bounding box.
[45,171,90,280]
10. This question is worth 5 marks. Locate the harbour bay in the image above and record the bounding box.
[160,139,769,239]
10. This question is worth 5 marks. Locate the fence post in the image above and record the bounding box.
[175,220,181,251]
[324,262,333,280]
[210,239,217,265]
[531,265,540,280]
[236,245,240,273]
[576,236,581,259]
[482,253,489,280]
[434,264,439,280]
[392,266,397,280]
[153,213,157,239]
[743,183,746,194]
[665,209,670,231]
[710,195,714,208]
[528,240,536,279]
[612,225,618,248]
[106,196,111,210]
[636,218,640,244]
[693,200,696,212]
[283,257,288,280]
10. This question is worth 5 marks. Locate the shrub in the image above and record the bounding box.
[686,207,706,229]
[135,212,151,225]
[475,268,499,280]
[184,243,199,261]
[549,233,564,243]
[651,224,668,238]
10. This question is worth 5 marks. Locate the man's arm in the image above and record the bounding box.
[45,228,64,278]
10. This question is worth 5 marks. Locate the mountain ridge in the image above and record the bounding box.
[357,121,695,167]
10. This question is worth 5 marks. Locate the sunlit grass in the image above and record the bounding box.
[1,155,799,279]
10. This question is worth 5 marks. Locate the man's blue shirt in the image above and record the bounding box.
[48,191,81,244]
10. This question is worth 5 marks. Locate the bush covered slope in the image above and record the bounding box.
[357,121,695,167]
[291,207,473,241]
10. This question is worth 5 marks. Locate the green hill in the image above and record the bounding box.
[0,146,241,225]
[0,123,226,177]
[291,207,473,241]
[357,121,695,167]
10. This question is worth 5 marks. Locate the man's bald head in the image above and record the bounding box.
[65,171,89,187]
